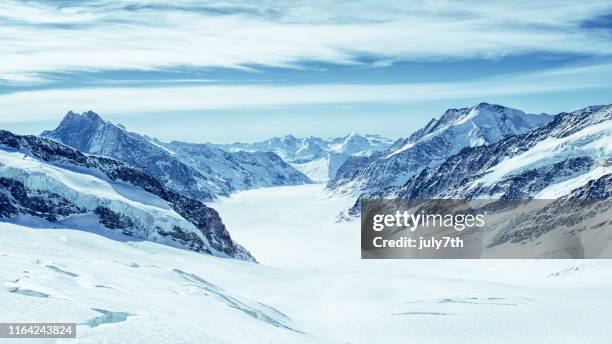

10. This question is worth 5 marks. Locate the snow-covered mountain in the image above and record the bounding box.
[328,103,552,194]
[345,105,611,258]
[345,104,611,218]
[42,111,311,201]
[397,104,611,200]
[0,130,254,262]
[216,133,393,182]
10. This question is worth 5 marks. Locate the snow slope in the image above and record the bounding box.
[291,156,331,183]
[476,117,611,192]
[2,184,612,343]
[290,152,352,183]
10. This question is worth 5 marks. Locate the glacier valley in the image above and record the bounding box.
[1,102,610,343]
[1,184,611,343]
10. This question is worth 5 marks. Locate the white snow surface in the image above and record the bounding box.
[0,150,171,211]
[1,184,611,343]
[291,153,353,183]
[478,118,612,193]
[0,148,229,257]
[291,156,330,183]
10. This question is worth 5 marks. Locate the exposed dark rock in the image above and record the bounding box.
[94,206,135,231]
[0,177,86,221]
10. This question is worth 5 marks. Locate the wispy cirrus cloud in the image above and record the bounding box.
[1,0,612,84]
[1,60,610,123]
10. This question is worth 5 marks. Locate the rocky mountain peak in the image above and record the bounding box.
[42,111,311,201]
[327,103,553,195]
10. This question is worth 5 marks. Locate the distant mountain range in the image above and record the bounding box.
[42,111,311,201]
[216,133,394,182]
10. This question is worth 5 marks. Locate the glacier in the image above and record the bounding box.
[1,185,611,343]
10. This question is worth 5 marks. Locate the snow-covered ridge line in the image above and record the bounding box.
[343,104,611,218]
[217,133,393,159]
[0,130,254,262]
[42,111,311,201]
[327,102,553,195]
[399,104,612,200]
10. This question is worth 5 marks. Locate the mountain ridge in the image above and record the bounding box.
[328,103,552,194]
[42,111,311,201]
[0,129,255,261]
[343,104,611,218]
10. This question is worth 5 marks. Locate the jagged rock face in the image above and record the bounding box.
[0,130,254,262]
[42,112,311,201]
[329,153,380,190]
[42,111,214,200]
[328,103,552,194]
[40,111,105,153]
[491,174,611,247]
[568,173,612,200]
[0,177,86,221]
[93,206,135,230]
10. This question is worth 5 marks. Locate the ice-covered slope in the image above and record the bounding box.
[0,130,254,261]
[216,133,393,182]
[328,103,552,194]
[42,111,311,201]
[2,185,611,343]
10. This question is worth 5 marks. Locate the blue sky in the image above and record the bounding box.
[1,1,611,143]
